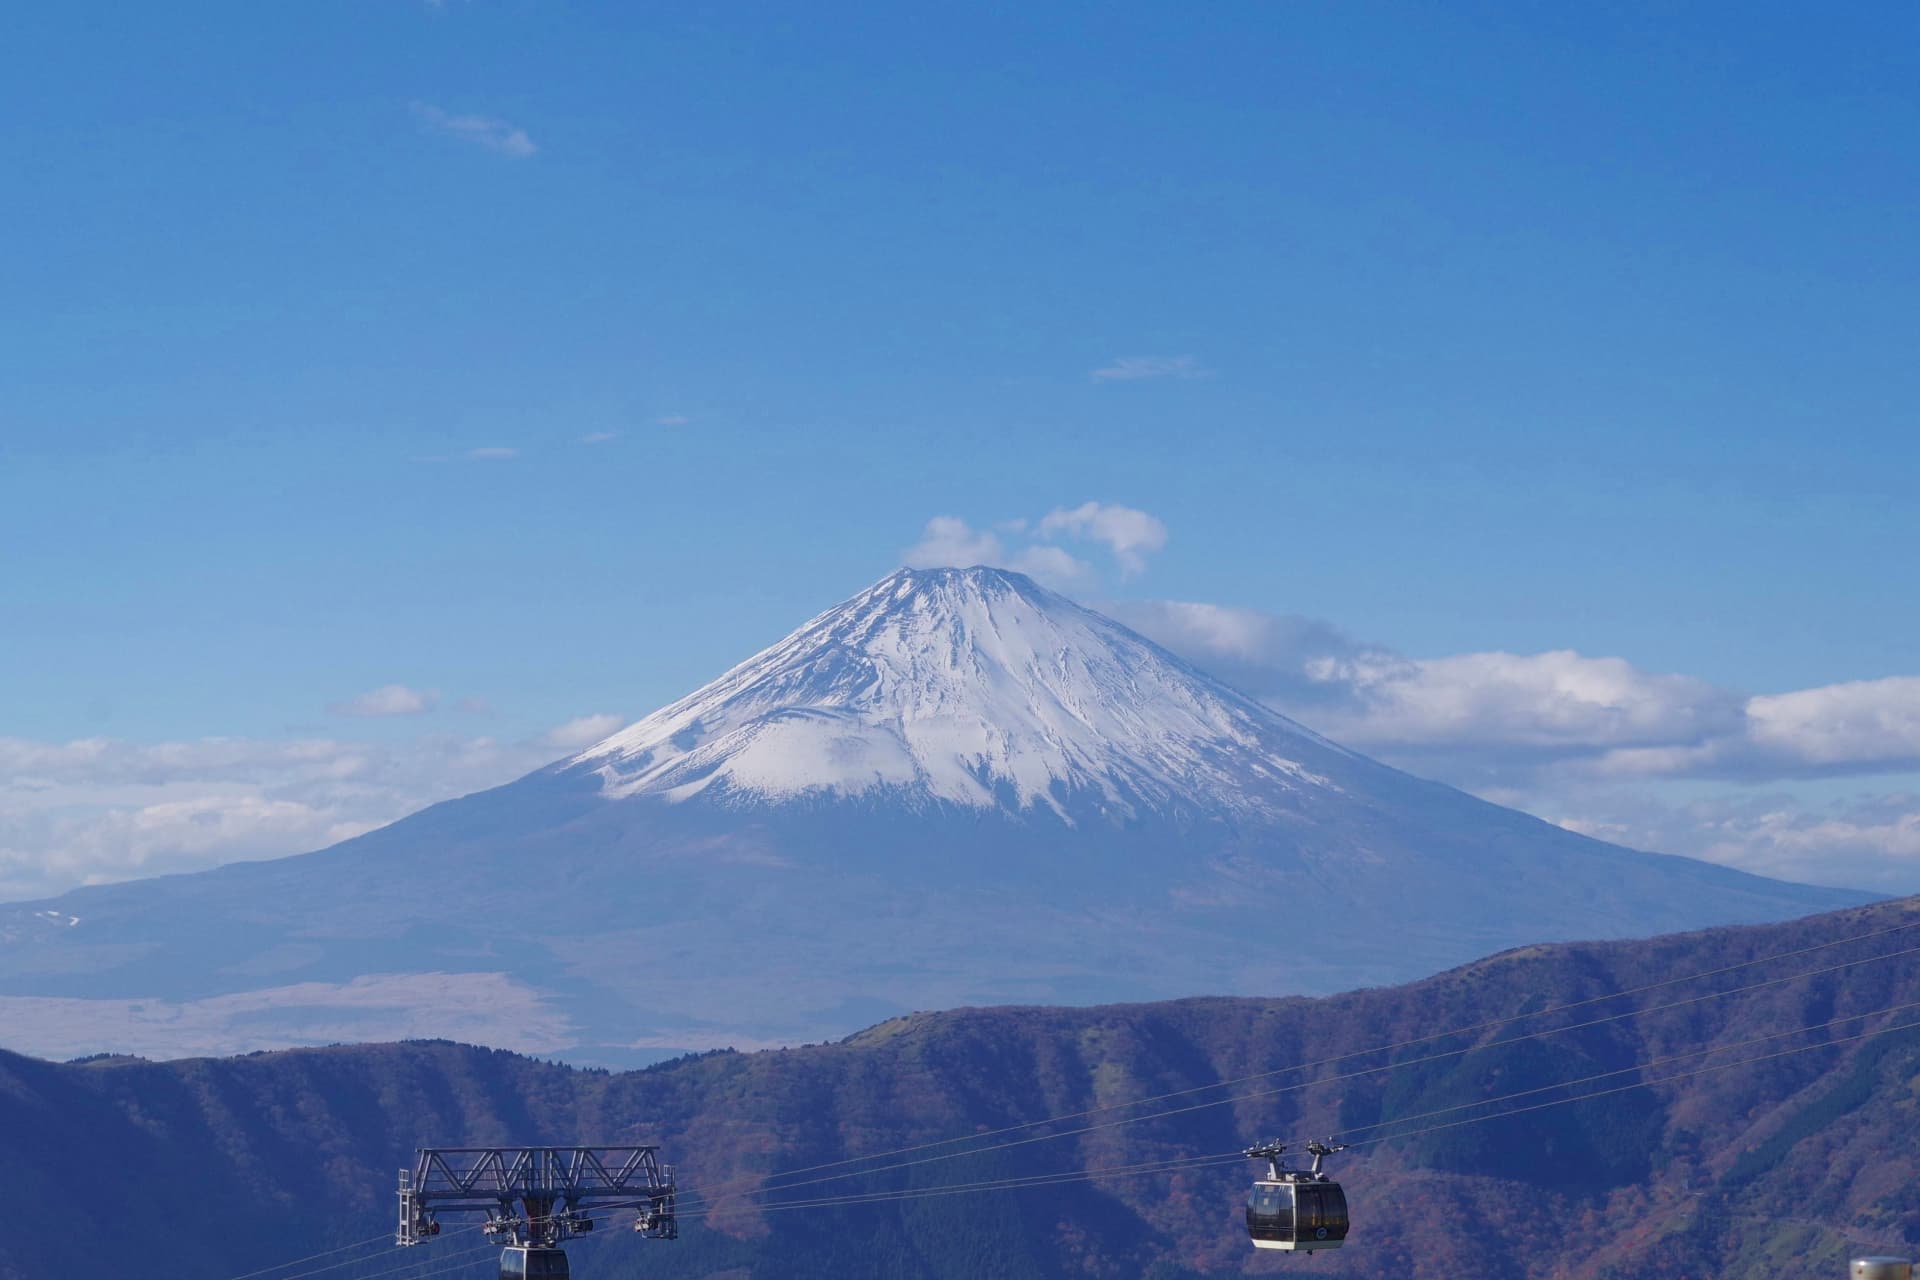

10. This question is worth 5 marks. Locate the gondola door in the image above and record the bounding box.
[1246,1181,1296,1250]
[1293,1183,1350,1251]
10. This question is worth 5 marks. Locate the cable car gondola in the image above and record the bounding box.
[498,1246,571,1279]
[1244,1139,1350,1253]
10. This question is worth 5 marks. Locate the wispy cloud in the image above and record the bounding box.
[902,516,1005,572]
[542,713,626,750]
[1090,355,1212,382]
[329,684,439,718]
[466,446,519,460]
[580,431,619,445]
[902,502,1167,586]
[1037,502,1169,576]
[1119,597,1920,890]
[0,712,633,900]
[655,414,691,426]
[900,517,1096,587]
[411,103,537,158]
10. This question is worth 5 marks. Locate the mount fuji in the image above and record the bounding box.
[0,567,1867,1063]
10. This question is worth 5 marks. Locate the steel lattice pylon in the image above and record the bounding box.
[397,1146,677,1250]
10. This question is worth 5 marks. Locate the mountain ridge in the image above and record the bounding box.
[0,566,1870,1061]
[2,894,1916,1279]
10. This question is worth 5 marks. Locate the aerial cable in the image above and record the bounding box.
[671,910,1920,1210]
[210,907,1920,1280]
[382,1244,492,1280]
[378,1246,498,1280]
[722,995,1920,1222]
[215,1218,502,1280]
[394,1250,498,1280]
[676,934,1920,1213]
[219,1186,617,1280]
[673,1007,1920,1224]
[274,1241,497,1280]
[215,990,1920,1279]
[674,1151,1248,1222]
[265,1194,675,1280]
[218,1231,399,1280]
[239,1214,542,1280]
[254,1231,492,1280]
[1343,1009,1920,1155]
[1326,996,1920,1149]
[715,998,1920,1220]
[240,929,1920,1277]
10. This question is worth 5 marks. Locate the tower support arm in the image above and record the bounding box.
[398,1146,676,1247]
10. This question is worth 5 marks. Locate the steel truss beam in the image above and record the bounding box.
[398,1146,676,1248]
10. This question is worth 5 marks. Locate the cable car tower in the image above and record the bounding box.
[397,1146,676,1280]
[1243,1139,1351,1254]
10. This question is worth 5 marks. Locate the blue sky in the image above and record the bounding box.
[2,1,1917,897]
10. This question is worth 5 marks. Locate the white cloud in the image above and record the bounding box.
[0,732,561,900]
[580,431,619,445]
[1746,677,1920,768]
[466,446,519,460]
[1119,595,1920,890]
[411,103,537,158]
[1108,600,1381,710]
[900,517,1096,587]
[1036,502,1169,575]
[1576,677,1920,781]
[902,506,1160,585]
[1311,649,1743,754]
[1090,355,1212,382]
[1529,786,1920,893]
[1007,544,1094,587]
[655,414,691,426]
[1122,601,1841,769]
[902,516,1004,570]
[542,713,627,750]
[1711,803,1920,888]
[329,684,439,717]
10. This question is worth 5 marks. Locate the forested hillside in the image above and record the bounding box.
[3,897,1917,1279]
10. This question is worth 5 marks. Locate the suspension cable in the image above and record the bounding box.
[678,935,1920,1213]
[1348,1010,1920,1153]
[670,1006,1920,1223]
[211,981,1920,1278]
[220,1231,400,1280]
[1335,996,1920,1147]
[670,909,1919,1209]
[214,907,1920,1279]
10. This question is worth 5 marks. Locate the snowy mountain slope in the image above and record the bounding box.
[571,567,1348,819]
[0,567,1873,1064]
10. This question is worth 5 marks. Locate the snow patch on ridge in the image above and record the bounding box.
[571,567,1346,823]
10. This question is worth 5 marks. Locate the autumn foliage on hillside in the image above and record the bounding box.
[1,898,1916,1279]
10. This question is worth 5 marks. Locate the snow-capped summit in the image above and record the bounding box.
[571,566,1346,822]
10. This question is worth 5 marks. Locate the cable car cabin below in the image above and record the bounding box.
[499,1247,571,1279]
[1246,1179,1350,1252]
